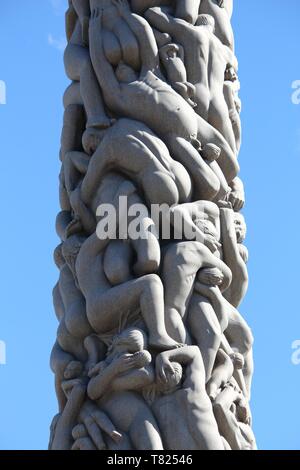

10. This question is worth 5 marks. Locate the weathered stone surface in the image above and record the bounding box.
[50,0,256,450]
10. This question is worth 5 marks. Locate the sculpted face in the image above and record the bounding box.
[234,213,246,243]
[109,327,147,356]
[160,362,183,393]
[225,66,237,82]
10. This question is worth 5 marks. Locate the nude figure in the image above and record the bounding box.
[220,204,248,308]
[51,361,124,450]
[148,346,224,449]
[228,176,245,212]
[89,2,239,196]
[80,118,192,207]
[224,67,242,153]
[51,377,87,450]
[162,241,232,344]
[55,241,92,340]
[87,328,164,450]
[213,380,256,450]
[199,0,234,50]
[64,1,112,132]
[90,0,140,70]
[167,199,221,251]
[206,349,244,400]
[69,174,162,276]
[145,8,238,154]
[159,43,196,107]
[75,206,179,349]
[131,0,201,25]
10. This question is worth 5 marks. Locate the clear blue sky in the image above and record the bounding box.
[0,0,299,450]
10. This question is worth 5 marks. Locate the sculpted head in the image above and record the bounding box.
[234,213,246,243]
[160,362,183,394]
[202,143,221,162]
[109,327,148,356]
[225,66,237,82]
[194,219,218,241]
[115,62,138,83]
[62,235,85,278]
[53,244,65,269]
[196,14,215,33]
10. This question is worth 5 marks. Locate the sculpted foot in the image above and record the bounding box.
[149,335,183,352]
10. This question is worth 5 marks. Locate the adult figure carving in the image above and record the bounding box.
[145,8,238,153]
[89,1,239,197]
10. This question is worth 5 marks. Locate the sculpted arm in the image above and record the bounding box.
[145,6,184,37]
[156,346,205,392]
[220,207,248,306]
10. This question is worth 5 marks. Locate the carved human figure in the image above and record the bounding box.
[90,0,140,70]
[65,1,112,132]
[213,380,256,450]
[159,43,196,107]
[147,346,224,449]
[69,174,162,276]
[224,68,242,154]
[80,118,192,207]
[87,327,164,449]
[162,241,232,344]
[228,176,245,212]
[220,204,248,308]
[75,218,179,349]
[145,8,237,153]
[131,0,201,25]
[199,0,234,50]
[51,374,87,450]
[167,199,221,251]
[89,2,239,195]
[206,349,245,401]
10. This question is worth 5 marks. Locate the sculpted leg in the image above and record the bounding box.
[60,105,86,161]
[64,43,110,130]
[225,309,254,397]
[130,410,164,450]
[166,134,220,201]
[87,275,180,350]
[188,295,222,380]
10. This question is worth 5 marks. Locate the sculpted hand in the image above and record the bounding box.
[88,361,106,378]
[79,402,123,450]
[204,234,221,253]
[114,353,140,374]
[156,353,175,383]
[64,360,84,380]
[229,189,245,212]
[89,6,103,31]
[61,377,86,398]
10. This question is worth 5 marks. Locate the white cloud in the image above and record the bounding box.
[48,33,66,52]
